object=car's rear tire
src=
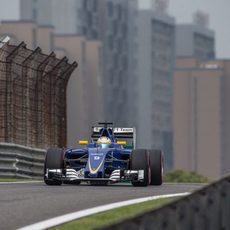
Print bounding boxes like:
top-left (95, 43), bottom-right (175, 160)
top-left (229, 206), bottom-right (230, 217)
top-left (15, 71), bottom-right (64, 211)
top-left (44, 148), bottom-right (64, 186)
top-left (148, 149), bottom-right (163, 185)
top-left (130, 149), bottom-right (150, 187)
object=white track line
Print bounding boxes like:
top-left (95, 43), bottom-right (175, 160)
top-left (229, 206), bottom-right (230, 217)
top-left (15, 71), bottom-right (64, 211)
top-left (18, 192), bottom-right (190, 230)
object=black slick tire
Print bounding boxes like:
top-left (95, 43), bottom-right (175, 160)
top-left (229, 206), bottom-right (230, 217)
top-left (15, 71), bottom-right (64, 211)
top-left (130, 149), bottom-right (149, 187)
top-left (148, 149), bottom-right (163, 185)
top-left (44, 148), bottom-right (64, 186)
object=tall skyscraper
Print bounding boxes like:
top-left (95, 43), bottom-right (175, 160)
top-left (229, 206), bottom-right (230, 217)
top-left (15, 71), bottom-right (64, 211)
top-left (20, 0), bottom-right (138, 126)
top-left (176, 24), bottom-right (215, 59)
top-left (97, 0), bottom-right (138, 125)
top-left (20, 0), bottom-right (82, 34)
top-left (128, 10), bottom-right (175, 170)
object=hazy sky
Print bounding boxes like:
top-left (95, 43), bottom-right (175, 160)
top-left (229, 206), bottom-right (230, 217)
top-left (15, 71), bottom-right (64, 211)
top-left (0, 0), bottom-right (229, 58)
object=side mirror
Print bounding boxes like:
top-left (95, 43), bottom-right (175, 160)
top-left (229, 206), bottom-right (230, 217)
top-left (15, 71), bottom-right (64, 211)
top-left (116, 141), bottom-right (127, 146)
top-left (79, 140), bottom-right (89, 145)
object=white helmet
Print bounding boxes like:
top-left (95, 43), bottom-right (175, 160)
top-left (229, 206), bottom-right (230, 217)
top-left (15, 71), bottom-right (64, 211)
top-left (97, 136), bottom-right (111, 148)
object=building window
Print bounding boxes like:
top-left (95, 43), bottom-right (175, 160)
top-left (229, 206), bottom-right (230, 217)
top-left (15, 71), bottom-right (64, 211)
top-left (32, 8), bottom-right (37, 20)
top-left (87, 12), bottom-right (92, 27)
top-left (108, 35), bottom-right (113, 50)
top-left (118, 4), bottom-right (122, 20)
top-left (117, 38), bottom-right (122, 53)
top-left (91, 30), bottom-right (98, 39)
top-left (82, 0), bottom-right (87, 9)
top-left (82, 26), bottom-right (87, 36)
top-left (113, 20), bottom-right (118, 35)
top-left (122, 23), bottom-right (127, 38)
top-left (114, 54), bottom-right (118, 68)
top-left (108, 69), bottom-right (114, 85)
top-left (107, 2), bottom-right (113, 17)
top-left (123, 56), bottom-right (127, 71)
top-left (93, 14), bottom-right (98, 27)
top-left (194, 33), bottom-right (215, 59)
top-left (93, 0), bottom-right (97, 11)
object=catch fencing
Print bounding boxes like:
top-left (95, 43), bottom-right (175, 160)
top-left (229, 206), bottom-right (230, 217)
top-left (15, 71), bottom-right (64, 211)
top-left (100, 175), bottom-right (230, 230)
top-left (0, 142), bottom-right (45, 179)
top-left (0, 38), bottom-right (77, 149)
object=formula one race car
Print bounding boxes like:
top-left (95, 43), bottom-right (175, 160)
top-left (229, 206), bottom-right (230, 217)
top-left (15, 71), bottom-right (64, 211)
top-left (44, 122), bottom-right (163, 186)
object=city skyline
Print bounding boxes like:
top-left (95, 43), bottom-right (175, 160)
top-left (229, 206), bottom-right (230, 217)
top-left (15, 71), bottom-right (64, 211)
top-left (0, 0), bottom-right (229, 178)
top-left (0, 0), bottom-right (229, 59)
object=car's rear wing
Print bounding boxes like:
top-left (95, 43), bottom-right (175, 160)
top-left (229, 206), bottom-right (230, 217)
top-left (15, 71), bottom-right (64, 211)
top-left (91, 127), bottom-right (136, 149)
top-left (113, 128), bottom-right (136, 139)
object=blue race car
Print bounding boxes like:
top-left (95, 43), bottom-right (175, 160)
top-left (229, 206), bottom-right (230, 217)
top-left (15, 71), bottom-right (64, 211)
top-left (44, 122), bottom-right (163, 186)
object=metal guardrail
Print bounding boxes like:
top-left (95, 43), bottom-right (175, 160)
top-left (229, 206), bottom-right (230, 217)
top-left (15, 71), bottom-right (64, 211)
top-left (0, 143), bottom-right (45, 179)
top-left (100, 175), bottom-right (230, 230)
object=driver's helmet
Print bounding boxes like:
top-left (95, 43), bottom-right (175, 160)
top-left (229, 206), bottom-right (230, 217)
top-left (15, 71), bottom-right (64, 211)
top-left (97, 136), bottom-right (112, 148)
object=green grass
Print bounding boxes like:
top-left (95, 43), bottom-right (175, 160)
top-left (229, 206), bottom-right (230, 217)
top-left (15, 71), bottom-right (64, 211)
top-left (52, 198), bottom-right (172, 230)
top-left (164, 170), bottom-right (209, 183)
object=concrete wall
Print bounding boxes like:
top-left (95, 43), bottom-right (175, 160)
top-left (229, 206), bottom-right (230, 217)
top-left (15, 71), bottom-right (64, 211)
top-left (101, 175), bottom-right (230, 230)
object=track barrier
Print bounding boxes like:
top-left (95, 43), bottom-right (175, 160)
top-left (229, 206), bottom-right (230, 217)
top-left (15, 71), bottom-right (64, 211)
top-left (100, 175), bottom-right (230, 230)
top-left (0, 143), bottom-right (45, 179)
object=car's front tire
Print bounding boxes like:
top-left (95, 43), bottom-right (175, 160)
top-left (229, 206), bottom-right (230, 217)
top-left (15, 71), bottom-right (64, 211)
top-left (130, 149), bottom-right (150, 187)
top-left (44, 148), bottom-right (64, 186)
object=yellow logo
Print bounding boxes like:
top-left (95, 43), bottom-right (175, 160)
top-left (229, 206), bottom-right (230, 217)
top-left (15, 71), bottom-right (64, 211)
top-left (88, 157), bottom-right (105, 174)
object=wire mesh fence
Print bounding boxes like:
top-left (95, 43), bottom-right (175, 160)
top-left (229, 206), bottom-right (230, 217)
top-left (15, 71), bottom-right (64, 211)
top-left (0, 41), bottom-right (77, 148)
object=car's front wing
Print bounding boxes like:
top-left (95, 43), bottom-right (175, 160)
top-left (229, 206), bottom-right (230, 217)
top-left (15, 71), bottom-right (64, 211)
top-left (45, 168), bottom-right (144, 183)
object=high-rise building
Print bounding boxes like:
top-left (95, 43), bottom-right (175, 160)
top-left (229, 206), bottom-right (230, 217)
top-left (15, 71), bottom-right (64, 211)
top-left (20, 0), bottom-right (138, 126)
top-left (21, 0), bottom-right (101, 38)
top-left (20, 0), bottom-right (82, 35)
top-left (176, 24), bottom-right (215, 59)
top-left (174, 57), bottom-right (230, 179)
top-left (128, 10), bottom-right (175, 170)
top-left (97, 0), bottom-right (138, 125)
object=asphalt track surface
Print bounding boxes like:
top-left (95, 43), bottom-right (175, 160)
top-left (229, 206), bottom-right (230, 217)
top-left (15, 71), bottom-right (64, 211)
top-left (0, 182), bottom-right (205, 230)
